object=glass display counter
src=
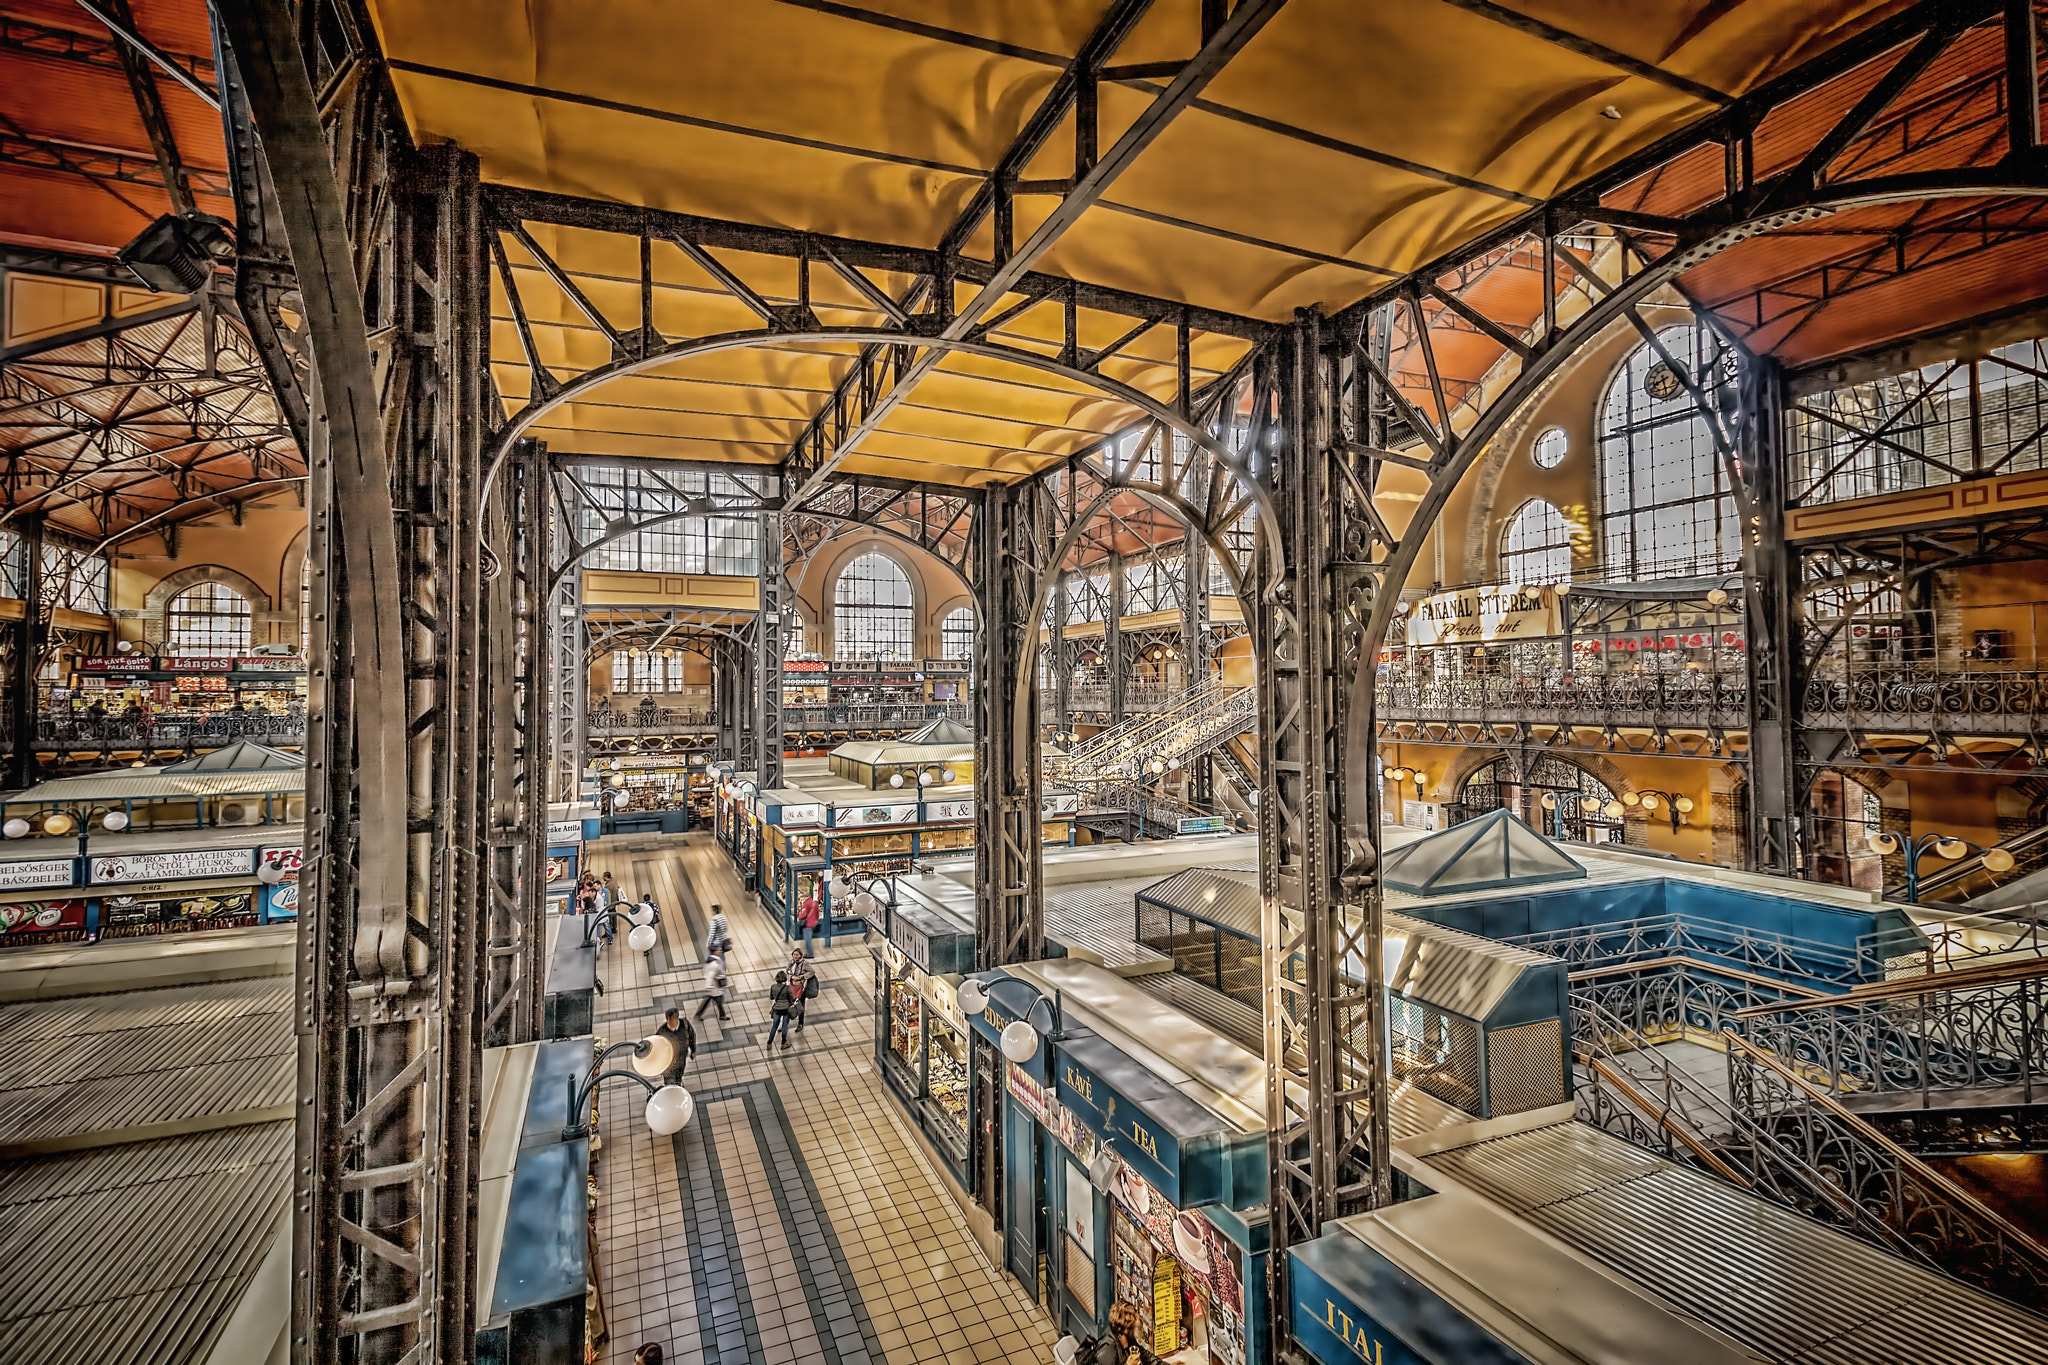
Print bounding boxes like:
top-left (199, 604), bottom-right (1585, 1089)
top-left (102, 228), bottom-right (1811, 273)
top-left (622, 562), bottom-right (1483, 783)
top-left (888, 976), bottom-right (920, 1072)
top-left (873, 957), bottom-right (973, 1183)
top-left (925, 1016), bottom-right (969, 1154)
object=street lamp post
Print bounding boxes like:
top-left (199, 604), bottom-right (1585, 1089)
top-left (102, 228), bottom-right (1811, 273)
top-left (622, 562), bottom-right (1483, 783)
top-left (562, 1036), bottom-right (695, 1141)
top-left (956, 974), bottom-right (1064, 1063)
top-left (1867, 830), bottom-right (2014, 903)
top-left (579, 901), bottom-right (661, 952)
top-left (1621, 788), bottom-right (1696, 834)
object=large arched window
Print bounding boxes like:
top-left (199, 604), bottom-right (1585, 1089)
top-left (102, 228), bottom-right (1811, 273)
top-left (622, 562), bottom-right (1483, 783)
top-left (167, 582), bottom-right (251, 656)
top-left (1498, 499), bottom-right (1572, 585)
top-left (784, 613), bottom-right (806, 660)
top-left (940, 607), bottom-right (974, 661)
top-left (1599, 324), bottom-right (1740, 578)
top-left (834, 553), bottom-right (913, 660)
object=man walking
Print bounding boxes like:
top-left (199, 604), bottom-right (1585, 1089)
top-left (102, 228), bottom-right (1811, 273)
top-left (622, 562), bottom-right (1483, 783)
top-left (694, 949), bottom-right (728, 1021)
top-left (797, 886), bottom-right (822, 958)
top-left (653, 1007), bottom-right (695, 1084)
top-left (707, 904), bottom-right (730, 958)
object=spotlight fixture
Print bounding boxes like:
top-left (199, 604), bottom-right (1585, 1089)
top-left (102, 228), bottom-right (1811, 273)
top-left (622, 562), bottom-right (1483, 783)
top-left (117, 211), bottom-right (234, 293)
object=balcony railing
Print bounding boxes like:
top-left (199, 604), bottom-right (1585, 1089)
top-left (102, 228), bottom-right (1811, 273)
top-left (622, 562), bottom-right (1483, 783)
top-left (1803, 665), bottom-right (2048, 733)
top-left (784, 702), bottom-right (968, 729)
top-left (35, 716), bottom-right (307, 747)
top-left (1377, 671), bottom-right (1748, 727)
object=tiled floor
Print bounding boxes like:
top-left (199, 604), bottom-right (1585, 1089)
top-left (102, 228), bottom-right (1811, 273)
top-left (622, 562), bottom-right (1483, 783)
top-left (584, 834), bottom-right (1060, 1365)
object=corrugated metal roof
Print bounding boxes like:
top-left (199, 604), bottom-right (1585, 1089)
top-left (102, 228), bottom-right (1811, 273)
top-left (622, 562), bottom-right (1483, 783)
top-left (1419, 1120), bottom-right (2048, 1363)
top-left (1139, 866), bottom-right (1262, 938)
top-left (0, 1121), bottom-right (292, 1365)
top-left (0, 978), bottom-right (294, 1152)
top-left (5, 769), bottom-right (305, 804)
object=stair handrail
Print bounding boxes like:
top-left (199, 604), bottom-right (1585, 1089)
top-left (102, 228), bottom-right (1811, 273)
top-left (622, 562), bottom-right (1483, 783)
top-left (1723, 1028), bottom-right (2048, 1301)
top-left (1890, 823), bottom-right (2048, 903)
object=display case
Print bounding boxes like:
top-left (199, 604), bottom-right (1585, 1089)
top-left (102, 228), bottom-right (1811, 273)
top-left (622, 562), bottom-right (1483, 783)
top-left (925, 1017), bottom-right (969, 1154)
top-left (887, 976), bottom-right (920, 1074)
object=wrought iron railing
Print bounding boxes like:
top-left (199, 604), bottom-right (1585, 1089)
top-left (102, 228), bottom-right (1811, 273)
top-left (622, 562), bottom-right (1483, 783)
top-left (1802, 665), bottom-right (2048, 730)
top-left (1047, 683), bottom-right (1255, 788)
top-left (1506, 913), bottom-right (1873, 985)
top-left (1376, 670), bottom-right (1746, 726)
top-left (36, 715), bottom-right (307, 746)
top-left (1726, 1029), bottom-right (2048, 1304)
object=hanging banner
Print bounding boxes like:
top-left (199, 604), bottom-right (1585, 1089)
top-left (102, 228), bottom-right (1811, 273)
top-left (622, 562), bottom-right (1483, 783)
top-left (1405, 584), bottom-right (1560, 646)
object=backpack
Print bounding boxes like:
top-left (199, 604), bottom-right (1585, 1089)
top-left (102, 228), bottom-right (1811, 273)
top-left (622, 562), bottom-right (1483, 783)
top-left (803, 973), bottom-right (821, 1001)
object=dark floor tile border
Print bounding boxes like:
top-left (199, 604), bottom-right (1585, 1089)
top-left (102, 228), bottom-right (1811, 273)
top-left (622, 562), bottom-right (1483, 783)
top-left (667, 1078), bottom-right (883, 1365)
top-left (671, 1094), bottom-right (767, 1365)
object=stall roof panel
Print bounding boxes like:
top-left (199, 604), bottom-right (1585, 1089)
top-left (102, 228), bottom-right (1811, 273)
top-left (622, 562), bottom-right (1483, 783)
top-left (1383, 911), bottom-right (1564, 1025)
top-left (1381, 809), bottom-right (1588, 897)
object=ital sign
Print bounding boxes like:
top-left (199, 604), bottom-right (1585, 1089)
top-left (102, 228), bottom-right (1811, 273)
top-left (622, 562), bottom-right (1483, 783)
top-left (1404, 582), bottom-right (1560, 647)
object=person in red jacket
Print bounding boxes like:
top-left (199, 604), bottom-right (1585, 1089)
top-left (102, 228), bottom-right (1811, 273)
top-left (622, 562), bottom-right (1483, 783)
top-left (798, 885), bottom-right (822, 958)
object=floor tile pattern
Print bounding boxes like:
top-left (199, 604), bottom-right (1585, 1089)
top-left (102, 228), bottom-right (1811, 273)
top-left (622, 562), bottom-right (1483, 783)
top-left (583, 833), bottom-right (1059, 1365)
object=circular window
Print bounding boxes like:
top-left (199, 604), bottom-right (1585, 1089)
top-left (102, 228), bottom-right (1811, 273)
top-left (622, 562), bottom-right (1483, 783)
top-left (1532, 427), bottom-right (1568, 468)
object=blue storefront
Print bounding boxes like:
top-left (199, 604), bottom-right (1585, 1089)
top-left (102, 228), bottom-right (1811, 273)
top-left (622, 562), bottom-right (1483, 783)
top-left (966, 960), bottom-right (1269, 1365)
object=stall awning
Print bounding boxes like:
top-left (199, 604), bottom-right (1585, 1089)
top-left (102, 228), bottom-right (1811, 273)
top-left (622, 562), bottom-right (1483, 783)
top-left (5, 769), bottom-right (306, 804)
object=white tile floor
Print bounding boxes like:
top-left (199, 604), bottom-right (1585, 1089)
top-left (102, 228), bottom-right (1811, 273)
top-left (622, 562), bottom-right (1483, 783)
top-left (584, 833), bottom-right (1060, 1365)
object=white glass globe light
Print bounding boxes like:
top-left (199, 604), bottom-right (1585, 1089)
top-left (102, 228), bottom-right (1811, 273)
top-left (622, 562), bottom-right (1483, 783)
top-left (1640, 793), bottom-right (1661, 811)
top-left (42, 812), bottom-right (74, 836)
top-left (2, 818), bottom-right (29, 839)
top-left (630, 904), bottom-right (656, 927)
top-left (100, 810), bottom-right (128, 832)
top-left (644, 1085), bottom-right (695, 1135)
top-left (851, 891), bottom-right (877, 916)
top-left (890, 773), bottom-right (905, 788)
top-left (1866, 831), bottom-right (1900, 855)
top-left (1000, 1019), bottom-right (1039, 1064)
top-left (918, 770), bottom-right (932, 786)
top-left (957, 978), bottom-right (989, 1014)
top-left (257, 860), bottom-right (285, 885)
top-left (1985, 847), bottom-right (2017, 873)
top-left (627, 924), bottom-right (658, 953)
top-left (942, 769), bottom-right (956, 783)
top-left (631, 1034), bottom-right (676, 1078)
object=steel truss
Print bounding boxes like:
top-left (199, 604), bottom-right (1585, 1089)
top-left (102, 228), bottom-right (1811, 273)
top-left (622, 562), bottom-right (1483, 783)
top-left (232, 0), bottom-right (2048, 1359)
top-left (216, 3), bottom-right (542, 1364)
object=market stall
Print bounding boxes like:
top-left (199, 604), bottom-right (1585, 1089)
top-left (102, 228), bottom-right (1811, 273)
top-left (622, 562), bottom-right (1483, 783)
top-left (861, 878), bottom-right (977, 1184)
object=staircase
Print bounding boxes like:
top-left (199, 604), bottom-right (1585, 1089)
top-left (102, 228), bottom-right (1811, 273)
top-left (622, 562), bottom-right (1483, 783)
top-left (1890, 824), bottom-right (2048, 905)
top-left (1046, 682), bottom-right (1255, 793)
top-left (1572, 996), bottom-right (2048, 1305)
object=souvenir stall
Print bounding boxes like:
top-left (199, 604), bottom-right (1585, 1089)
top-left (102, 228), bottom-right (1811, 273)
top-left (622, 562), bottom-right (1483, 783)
top-left (861, 878), bottom-right (977, 1184)
top-left (544, 807), bottom-right (597, 917)
top-left (965, 960), bottom-right (1268, 1365)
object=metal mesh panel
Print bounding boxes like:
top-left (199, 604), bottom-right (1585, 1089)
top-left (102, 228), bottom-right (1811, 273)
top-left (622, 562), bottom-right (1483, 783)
top-left (1063, 1235), bottom-right (1096, 1316)
top-left (1135, 901), bottom-right (1263, 1014)
top-left (1485, 1018), bottom-right (1567, 1115)
top-left (1388, 998), bottom-right (1482, 1115)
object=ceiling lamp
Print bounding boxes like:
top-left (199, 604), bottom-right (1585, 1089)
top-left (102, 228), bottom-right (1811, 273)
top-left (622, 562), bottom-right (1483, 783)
top-left (117, 211), bottom-right (234, 293)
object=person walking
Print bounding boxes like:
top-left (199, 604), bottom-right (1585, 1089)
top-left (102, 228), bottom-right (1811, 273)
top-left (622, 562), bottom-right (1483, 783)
top-left (635, 1344), bottom-right (664, 1365)
top-left (707, 904), bottom-right (731, 958)
top-left (786, 948), bottom-right (816, 1036)
top-left (653, 1007), bottom-right (695, 1083)
top-left (694, 949), bottom-right (729, 1021)
top-left (766, 970), bottom-right (795, 1051)
top-left (797, 886), bottom-right (822, 958)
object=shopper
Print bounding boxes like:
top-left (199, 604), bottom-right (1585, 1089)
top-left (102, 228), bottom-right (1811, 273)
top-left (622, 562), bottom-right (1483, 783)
top-left (635, 1345), bottom-right (664, 1365)
top-left (1095, 1302), bottom-right (1148, 1365)
top-left (694, 949), bottom-right (729, 1022)
top-left (766, 970), bottom-right (795, 1051)
top-left (787, 948), bottom-right (815, 1035)
top-left (653, 1007), bottom-right (695, 1084)
top-left (707, 904), bottom-right (731, 957)
top-left (797, 886), bottom-right (822, 958)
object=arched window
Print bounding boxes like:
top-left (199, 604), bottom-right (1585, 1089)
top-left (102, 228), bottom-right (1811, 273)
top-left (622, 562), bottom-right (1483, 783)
top-left (1456, 755), bottom-right (1621, 844)
top-left (1498, 499), bottom-right (1572, 585)
top-left (167, 582), bottom-right (251, 656)
top-left (1599, 323), bottom-right (1740, 578)
top-left (940, 607), bottom-right (974, 661)
top-left (784, 613), bottom-right (805, 660)
top-left (834, 553), bottom-right (913, 660)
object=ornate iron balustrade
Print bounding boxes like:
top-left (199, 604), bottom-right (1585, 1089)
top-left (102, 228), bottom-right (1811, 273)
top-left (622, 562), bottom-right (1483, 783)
top-left (1059, 684), bottom-right (1185, 713)
top-left (1508, 913), bottom-right (1874, 986)
top-left (784, 703), bottom-right (968, 729)
top-left (1376, 670), bottom-right (1747, 728)
top-left (1569, 963), bottom-right (1816, 1045)
top-left (1802, 665), bottom-right (2048, 735)
top-left (1746, 973), bottom-right (2047, 1105)
top-left (1726, 1031), bottom-right (2048, 1305)
top-left (1047, 683), bottom-right (1255, 789)
top-left (587, 705), bottom-right (717, 733)
top-left (35, 715), bottom-right (307, 747)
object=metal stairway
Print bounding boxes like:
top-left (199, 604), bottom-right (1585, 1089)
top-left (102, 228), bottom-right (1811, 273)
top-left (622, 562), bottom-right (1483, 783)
top-left (1046, 682), bottom-right (1255, 792)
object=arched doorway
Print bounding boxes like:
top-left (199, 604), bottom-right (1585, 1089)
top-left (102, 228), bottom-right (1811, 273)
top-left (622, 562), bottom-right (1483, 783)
top-left (1453, 755), bottom-right (1622, 844)
top-left (1809, 771), bottom-right (1886, 890)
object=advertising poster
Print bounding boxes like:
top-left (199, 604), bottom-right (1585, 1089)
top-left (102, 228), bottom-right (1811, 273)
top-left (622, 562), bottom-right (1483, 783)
top-left (0, 899), bottom-right (86, 940)
top-left (100, 889), bottom-right (257, 937)
top-left (1064, 1158), bottom-right (1095, 1250)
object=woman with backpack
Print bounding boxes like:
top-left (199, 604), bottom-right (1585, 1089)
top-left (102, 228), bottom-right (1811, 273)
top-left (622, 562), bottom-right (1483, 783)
top-left (766, 970), bottom-right (796, 1052)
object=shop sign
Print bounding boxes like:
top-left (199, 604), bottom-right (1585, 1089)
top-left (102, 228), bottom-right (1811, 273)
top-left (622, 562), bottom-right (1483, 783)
top-left (1177, 816), bottom-right (1229, 834)
top-left (1289, 1254), bottom-right (1430, 1365)
top-left (1573, 629), bottom-right (1744, 654)
top-left (1405, 583), bottom-right (1560, 647)
top-left (925, 799), bottom-right (973, 823)
top-left (835, 802), bottom-right (919, 828)
top-left (1006, 1061), bottom-right (1046, 1120)
top-left (775, 802), bottom-right (823, 827)
top-left (160, 655), bottom-right (234, 672)
top-left (1041, 792), bottom-right (1080, 818)
top-left (546, 856), bottom-right (570, 883)
top-left (0, 858), bottom-right (76, 889)
top-left (967, 983), bottom-right (1051, 1082)
top-left (263, 880), bottom-right (300, 921)
top-left (1057, 1050), bottom-right (1181, 1202)
top-left (0, 898), bottom-right (85, 935)
top-left (785, 659), bottom-right (828, 672)
top-left (76, 656), bottom-right (151, 672)
top-left (234, 656), bottom-right (304, 672)
top-left (545, 820), bottom-right (585, 844)
top-left (90, 847), bottom-right (254, 884)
